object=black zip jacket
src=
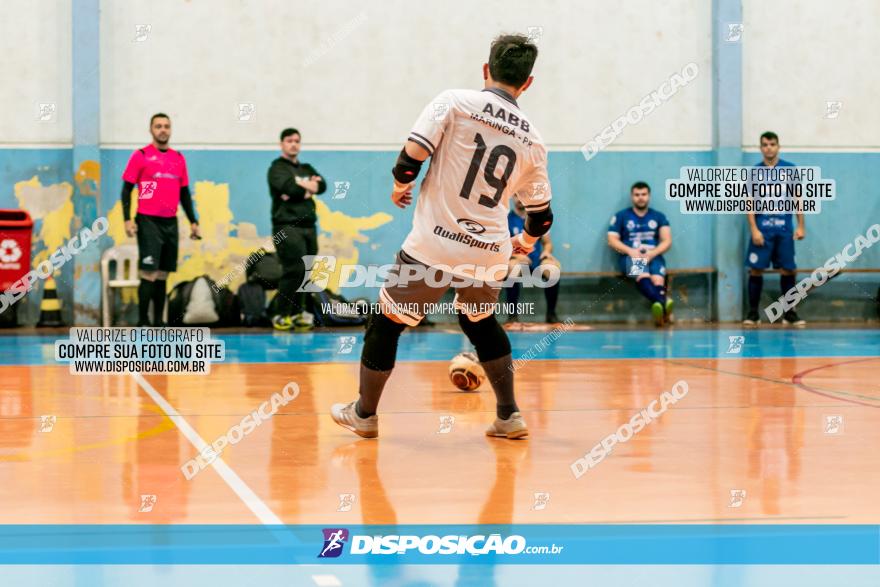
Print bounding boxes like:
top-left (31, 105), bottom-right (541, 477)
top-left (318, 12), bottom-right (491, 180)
top-left (267, 157), bottom-right (327, 227)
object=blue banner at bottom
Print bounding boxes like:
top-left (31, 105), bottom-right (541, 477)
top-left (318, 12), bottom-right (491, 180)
top-left (0, 525), bottom-right (877, 565)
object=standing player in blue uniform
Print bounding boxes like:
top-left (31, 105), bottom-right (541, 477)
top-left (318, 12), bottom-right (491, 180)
top-left (505, 195), bottom-right (561, 325)
top-left (744, 131), bottom-right (806, 325)
top-left (607, 181), bottom-right (673, 326)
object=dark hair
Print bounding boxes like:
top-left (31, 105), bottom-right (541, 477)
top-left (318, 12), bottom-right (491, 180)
top-left (280, 128), bottom-right (300, 141)
top-left (760, 131), bottom-right (779, 143)
top-left (631, 181), bottom-right (651, 193)
top-left (150, 112), bottom-right (170, 125)
top-left (488, 34), bottom-right (538, 87)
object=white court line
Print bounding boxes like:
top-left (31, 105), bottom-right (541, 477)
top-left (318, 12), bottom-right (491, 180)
top-left (131, 372), bottom-right (283, 525)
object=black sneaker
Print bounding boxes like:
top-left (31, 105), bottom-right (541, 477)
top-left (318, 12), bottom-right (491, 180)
top-left (783, 310), bottom-right (806, 326)
top-left (742, 309), bottom-right (760, 325)
top-left (545, 312), bottom-right (561, 324)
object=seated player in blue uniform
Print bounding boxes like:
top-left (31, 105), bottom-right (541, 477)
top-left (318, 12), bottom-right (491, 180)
top-left (607, 181), bottom-right (673, 326)
top-left (505, 195), bottom-right (562, 325)
top-left (744, 131), bottom-right (806, 326)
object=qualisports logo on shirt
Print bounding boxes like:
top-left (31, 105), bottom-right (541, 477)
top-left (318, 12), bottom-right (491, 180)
top-left (318, 528), bottom-right (349, 558)
top-left (456, 218), bottom-right (486, 234)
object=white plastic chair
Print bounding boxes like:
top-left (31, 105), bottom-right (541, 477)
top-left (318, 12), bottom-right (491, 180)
top-left (101, 244), bottom-right (140, 327)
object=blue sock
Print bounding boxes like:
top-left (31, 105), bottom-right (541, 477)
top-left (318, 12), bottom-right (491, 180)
top-left (748, 274), bottom-right (763, 311)
top-left (636, 278), bottom-right (662, 304)
top-left (655, 281), bottom-right (667, 304)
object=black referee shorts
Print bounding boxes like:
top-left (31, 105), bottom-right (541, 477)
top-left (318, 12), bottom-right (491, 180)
top-left (136, 213), bottom-right (179, 272)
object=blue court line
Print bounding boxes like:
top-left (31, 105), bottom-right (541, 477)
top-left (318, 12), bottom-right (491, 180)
top-left (0, 524), bottom-right (877, 565)
top-left (2, 328), bottom-right (878, 367)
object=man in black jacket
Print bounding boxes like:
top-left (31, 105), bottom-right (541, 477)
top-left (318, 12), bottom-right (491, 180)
top-left (267, 127), bottom-right (327, 330)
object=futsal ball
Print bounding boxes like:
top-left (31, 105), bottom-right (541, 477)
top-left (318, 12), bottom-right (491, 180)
top-left (448, 352), bottom-right (486, 392)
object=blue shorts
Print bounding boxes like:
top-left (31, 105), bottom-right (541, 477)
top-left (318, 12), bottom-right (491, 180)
top-left (620, 255), bottom-right (666, 279)
top-left (746, 231), bottom-right (796, 270)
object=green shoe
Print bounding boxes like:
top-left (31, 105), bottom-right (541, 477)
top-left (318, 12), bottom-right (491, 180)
top-left (651, 302), bottom-right (664, 327)
top-left (272, 314), bottom-right (293, 331)
top-left (292, 311), bottom-right (314, 331)
top-left (664, 298), bottom-right (674, 323)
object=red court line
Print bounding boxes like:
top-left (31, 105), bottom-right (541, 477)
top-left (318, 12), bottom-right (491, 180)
top-left (791, 357), bottom-right (880, 408)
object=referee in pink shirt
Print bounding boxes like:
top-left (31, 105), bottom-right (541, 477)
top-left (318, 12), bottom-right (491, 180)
top-left (121, 113), bottom-right (200, 326)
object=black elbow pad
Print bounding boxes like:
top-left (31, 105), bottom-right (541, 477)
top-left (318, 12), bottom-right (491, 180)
top-left (392, 148), bottom-right (424, 184)
top-left (525, 206), bottom-right (553, 237)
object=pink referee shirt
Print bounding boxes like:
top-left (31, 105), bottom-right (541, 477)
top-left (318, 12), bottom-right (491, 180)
top-left (122, 144), bottom-right (190, 218)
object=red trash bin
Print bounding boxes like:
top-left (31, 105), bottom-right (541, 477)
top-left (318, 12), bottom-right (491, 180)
top-left (0, 209), bottom-right (34, 326)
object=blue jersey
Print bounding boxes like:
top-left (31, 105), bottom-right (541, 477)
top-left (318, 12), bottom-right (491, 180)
top-left (608, 208), bottom-right (669, 251)
top-left (753, 158), bottom-right (795, 233)
top-left (508, 212), bottom-right (542, 265)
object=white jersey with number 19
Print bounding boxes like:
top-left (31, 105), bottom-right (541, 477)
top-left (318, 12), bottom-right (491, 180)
top-left (400, 87), bottom-right (552, 278)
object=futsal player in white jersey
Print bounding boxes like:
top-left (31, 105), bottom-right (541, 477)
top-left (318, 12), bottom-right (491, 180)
top-left (331, 34), bottom-right (554, 439)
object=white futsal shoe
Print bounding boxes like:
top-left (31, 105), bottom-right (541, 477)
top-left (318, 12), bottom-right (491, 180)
top-left (331, 401), bottom-right (378, 438)
top-left (486, 412), bottom-right (529, 439)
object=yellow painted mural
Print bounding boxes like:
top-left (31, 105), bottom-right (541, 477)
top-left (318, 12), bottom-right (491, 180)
top-left (14, 176), bottom-right (392, 306)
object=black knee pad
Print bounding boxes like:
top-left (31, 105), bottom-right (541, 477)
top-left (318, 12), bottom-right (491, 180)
top-left (458, 313), bottom-right (511, 362)
top-left (361, 313), bottom-right (407, 371)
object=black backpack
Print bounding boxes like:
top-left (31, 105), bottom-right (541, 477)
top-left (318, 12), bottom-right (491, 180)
top-left (308, 290), bottom-right (367, 326)
top-left (238, 282), bottom-right (268, 326)
top-left (246, 249), bottom-right (283, 290)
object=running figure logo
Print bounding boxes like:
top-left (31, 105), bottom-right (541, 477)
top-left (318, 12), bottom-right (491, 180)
top-left (298, 256), bottom-right (337, 292)
top-left (318, 528), bottom-right (349, 558)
